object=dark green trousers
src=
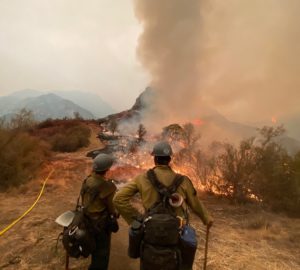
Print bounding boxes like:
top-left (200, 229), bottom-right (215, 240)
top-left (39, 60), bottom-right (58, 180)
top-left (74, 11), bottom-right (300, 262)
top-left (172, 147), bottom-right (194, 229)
top-left (88, 230), bottom-right (111, 270)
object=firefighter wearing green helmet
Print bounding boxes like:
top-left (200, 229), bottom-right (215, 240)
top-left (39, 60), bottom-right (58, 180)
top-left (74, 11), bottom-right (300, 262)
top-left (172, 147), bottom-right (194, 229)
top-left (113, 141), bottom-right (213, 270)
top-left (82, 153), bottom-right (118, 270)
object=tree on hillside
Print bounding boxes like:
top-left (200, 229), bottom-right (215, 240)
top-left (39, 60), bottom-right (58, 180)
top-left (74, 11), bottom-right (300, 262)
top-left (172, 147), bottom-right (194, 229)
top-left (108, 119), bottom-right (118, 135)
top-left (170, 123), bottom-right (205, 187)
top-left (73, 111), bottom-right (83, 120)
top-left (137, 124), bottom-right (147, 143)
top-left (10, 108), bottom-right (36, 131)
top-left (252, 126), bottom-right (297, 212)
top-left (182, 123), bottom-right (201, 150)
top-left (161, 124), bottom-right (185, 142)
top-left (207, 125), bottom-right (300, 215)
top-left (210, 137), bottom-right (257, 202)
top-left (258, 125), bottom-right (285, 147)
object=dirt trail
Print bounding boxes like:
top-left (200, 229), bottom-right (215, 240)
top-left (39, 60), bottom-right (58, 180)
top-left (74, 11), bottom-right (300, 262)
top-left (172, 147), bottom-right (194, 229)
top-left (0, 124), bottom-right (139, 270)
top-left (0, 125), bottom-right (299, 270)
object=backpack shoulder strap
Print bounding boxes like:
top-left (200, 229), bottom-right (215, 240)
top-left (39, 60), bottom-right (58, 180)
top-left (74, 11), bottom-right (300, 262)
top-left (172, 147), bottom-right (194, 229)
top-left (75, 176), bottom-right (90, 210)
top-left (98, 180), bottom-right (117, 199)
top-left (146, 169), bottom-right (184, 199)
top-left (168, 174), bottom-right (184, 194)
top-left (147, 169), bottom-right (168, 198)
top-left (77, 175), bottom-right (105, 211)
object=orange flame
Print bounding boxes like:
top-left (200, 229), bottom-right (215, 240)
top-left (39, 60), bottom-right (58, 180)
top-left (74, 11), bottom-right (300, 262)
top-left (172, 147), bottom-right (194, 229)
top-left (271, 116), bottom-right (277, 124)
top-left (192, 119), bottom-right (204, 126)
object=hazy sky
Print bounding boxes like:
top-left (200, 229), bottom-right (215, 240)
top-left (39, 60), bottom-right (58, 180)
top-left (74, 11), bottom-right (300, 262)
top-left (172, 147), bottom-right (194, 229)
top-left (0, 0), bottom-right (148, 110)
top-left (0, 0), bottom-right (299, 124)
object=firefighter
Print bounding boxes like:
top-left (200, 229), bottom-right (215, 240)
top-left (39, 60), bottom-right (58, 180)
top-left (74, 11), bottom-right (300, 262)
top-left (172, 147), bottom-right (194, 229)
top-left (113, 141), bottom-right (213, 270)
top-left (83, 153), bottom-right (118, 270)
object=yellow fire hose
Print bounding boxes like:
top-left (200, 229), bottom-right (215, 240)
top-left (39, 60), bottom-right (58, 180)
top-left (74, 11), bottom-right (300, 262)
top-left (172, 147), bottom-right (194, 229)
top-left (0, 169), bottom-right (54, 237)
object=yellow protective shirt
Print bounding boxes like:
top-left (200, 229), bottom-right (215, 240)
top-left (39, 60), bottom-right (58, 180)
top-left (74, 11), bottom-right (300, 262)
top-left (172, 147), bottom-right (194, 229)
top-left (82, 173), bottom-right (117, 216)
top-left (113, 165), bottom-right (212, 225)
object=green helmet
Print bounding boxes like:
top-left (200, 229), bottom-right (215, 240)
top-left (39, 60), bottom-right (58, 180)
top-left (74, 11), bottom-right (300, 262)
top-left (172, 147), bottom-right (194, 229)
top-left (151, 141), bottom-right (173, 157)
top-left (93, 153), bottom-right (114, 172)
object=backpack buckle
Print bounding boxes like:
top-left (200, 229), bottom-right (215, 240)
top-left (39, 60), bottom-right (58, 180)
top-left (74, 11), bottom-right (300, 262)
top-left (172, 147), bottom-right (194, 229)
top-left (177, 216), bottom-right (184, 229)
top-left (68, 226), bottom-right (79, 236)
top-left (144, 216), bottom-right (152, 223)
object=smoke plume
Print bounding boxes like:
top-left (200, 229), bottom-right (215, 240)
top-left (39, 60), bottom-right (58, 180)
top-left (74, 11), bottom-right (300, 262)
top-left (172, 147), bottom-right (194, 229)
top-left (134, 0), bottom-right (300, 126)
top-left (134, 0), bottom-right (203, 125)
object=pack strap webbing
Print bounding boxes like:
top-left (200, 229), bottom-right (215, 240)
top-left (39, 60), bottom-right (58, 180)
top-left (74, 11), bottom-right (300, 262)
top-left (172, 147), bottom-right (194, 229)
top-left (76, 176), bottom-right (102, 212)
top-left (147, 169), bottom-right (184, 199)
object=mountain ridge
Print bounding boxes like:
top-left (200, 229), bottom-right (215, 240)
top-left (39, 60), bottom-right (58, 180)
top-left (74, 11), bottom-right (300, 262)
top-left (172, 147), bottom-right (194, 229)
top-left (0, 92), bottom-right (94, 120)
top-left (0, 89), bottom-right (116, 120)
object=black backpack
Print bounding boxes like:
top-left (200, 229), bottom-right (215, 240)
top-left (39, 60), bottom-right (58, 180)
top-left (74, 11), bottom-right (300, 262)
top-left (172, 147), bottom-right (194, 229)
top-left (62, 210), bottom-right (96, 258)
top-left (61, 177), bottom-right (110, 258)
top-left (141, 169), bottom-right (184, 270)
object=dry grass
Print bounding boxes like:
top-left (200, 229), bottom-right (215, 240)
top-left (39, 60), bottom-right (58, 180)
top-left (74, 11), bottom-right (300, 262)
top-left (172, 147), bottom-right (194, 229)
top-left (241, 214), bottom-right (271, 230)
top-left (0, 130), bottom-right (49, 191)
top-left (191, 197), bottom-right (300, 270)
top-left (0, 124), bottom-right (299, 269)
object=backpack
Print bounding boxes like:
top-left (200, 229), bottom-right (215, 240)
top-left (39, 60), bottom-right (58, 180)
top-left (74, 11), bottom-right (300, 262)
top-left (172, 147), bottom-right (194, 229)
top-left (62, 210), bottom-right (96, 258)
top-left (141, 169), bottom-right (184, 270)
top-left (61, 177), bottom-right (112, 258)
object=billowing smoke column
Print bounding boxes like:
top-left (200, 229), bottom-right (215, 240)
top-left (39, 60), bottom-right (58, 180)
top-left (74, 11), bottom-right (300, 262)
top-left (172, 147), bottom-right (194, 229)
top-left (134, 0), bottom-right (300, 127)
top-left (133, 0), bottom-right (203, 125)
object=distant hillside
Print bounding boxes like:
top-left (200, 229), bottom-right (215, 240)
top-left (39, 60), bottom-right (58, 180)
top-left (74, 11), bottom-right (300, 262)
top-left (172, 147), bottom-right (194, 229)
top-left (9, 89), bottom-right (42, 99)
top-left (0, 93), bottom-right (94, 120)
top-left (99, 87), bottom-right (256, 139)
top-left (99, 87), bottom-right (300, 154)
top-left (0, 89), bottom-right (43, 116)
top-left (1, 89), bottom-right (115, 119)
top-left (98, 86), bottom-right (154, 124)
top-left (53, 90), bottom-right (115, 118)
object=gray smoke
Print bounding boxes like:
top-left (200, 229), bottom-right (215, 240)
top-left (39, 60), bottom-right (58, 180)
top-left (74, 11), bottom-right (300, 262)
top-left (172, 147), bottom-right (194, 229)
top-left (134, 0), bottom-right (203, 125)
top-left (134, 0), bottom-right (300, 125)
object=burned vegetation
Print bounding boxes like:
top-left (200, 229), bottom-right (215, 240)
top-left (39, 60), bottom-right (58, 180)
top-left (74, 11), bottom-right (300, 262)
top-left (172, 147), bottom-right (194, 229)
top-left (90, 108), bottom-right (300, 218)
